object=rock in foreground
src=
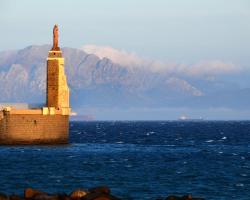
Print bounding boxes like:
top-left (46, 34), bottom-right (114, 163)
top-left (0, 187), bottom-right (205, 200)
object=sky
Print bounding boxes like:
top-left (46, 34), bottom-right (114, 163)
top-left (1, 0), bottom-right (250, 120)
top-left (1, 0), bottom-right (250, 65)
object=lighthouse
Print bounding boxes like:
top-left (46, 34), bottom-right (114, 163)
top-left (0, 25), bottom-right (70, 144)
top-left (47, 25), bottom-right (70, 113)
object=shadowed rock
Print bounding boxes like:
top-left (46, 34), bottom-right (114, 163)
top-left (9, 194), bottom-right (23, 200)
top-left (166, 196), bottom-right (181, 200)
top-left (82, 193), bottom-right (120, 200)
top-left (88, 186), bottom-right (110, 195)
top-left (24, 188), bottom-right (47, 199)
top-left (165, 194), bottom-right (205, 200)
top-left (0, 193), bottom-right (9, 200)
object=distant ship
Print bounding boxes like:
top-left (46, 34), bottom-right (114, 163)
top-left (178, 115), bottom-right (204, 122)
top-left (70, 114), bottom-right (95, 121)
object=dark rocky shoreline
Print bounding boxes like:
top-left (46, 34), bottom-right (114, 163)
top-left (0, 187), bottom-right (204, 200)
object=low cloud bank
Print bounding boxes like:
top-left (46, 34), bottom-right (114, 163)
top-left (81, 44), bottom-right (239, 77)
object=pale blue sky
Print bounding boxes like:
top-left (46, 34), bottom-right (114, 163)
top-left (1, 0), bottom-right (250, 65)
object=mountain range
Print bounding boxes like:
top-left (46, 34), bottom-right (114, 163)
top-left (0, 45), bottom-right (249, 119)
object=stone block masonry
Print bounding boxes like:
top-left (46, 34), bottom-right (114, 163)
top-left (0, 110), bottom-right (69, 144)
top-left (47, 51), bottom-right (69, 109)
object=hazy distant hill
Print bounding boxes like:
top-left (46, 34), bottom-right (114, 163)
top-left (0, 45), bottom-right (250, 114)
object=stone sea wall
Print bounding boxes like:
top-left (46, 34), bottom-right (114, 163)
top-left (0, 111), bottom-right (69, 144)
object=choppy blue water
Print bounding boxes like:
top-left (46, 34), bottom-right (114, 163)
top-left (0, 121), bottom-right (249, 200)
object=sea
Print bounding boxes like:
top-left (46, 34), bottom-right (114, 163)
top-left (0, 121), bottom-right (249, 200)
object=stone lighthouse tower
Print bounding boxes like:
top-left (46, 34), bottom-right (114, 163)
top-left (47, 25), bottom-right (70, 114)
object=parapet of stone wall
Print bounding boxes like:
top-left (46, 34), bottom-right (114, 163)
top-left (1, 107), bottom-right (71, 116)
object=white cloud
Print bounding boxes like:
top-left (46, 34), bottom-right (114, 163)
top-left (81, 44), bottom-right (239, 77)
top-left (82, 45), bottom-right (145, 67)
top-left (176, 60), bottom-right (239, 77)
